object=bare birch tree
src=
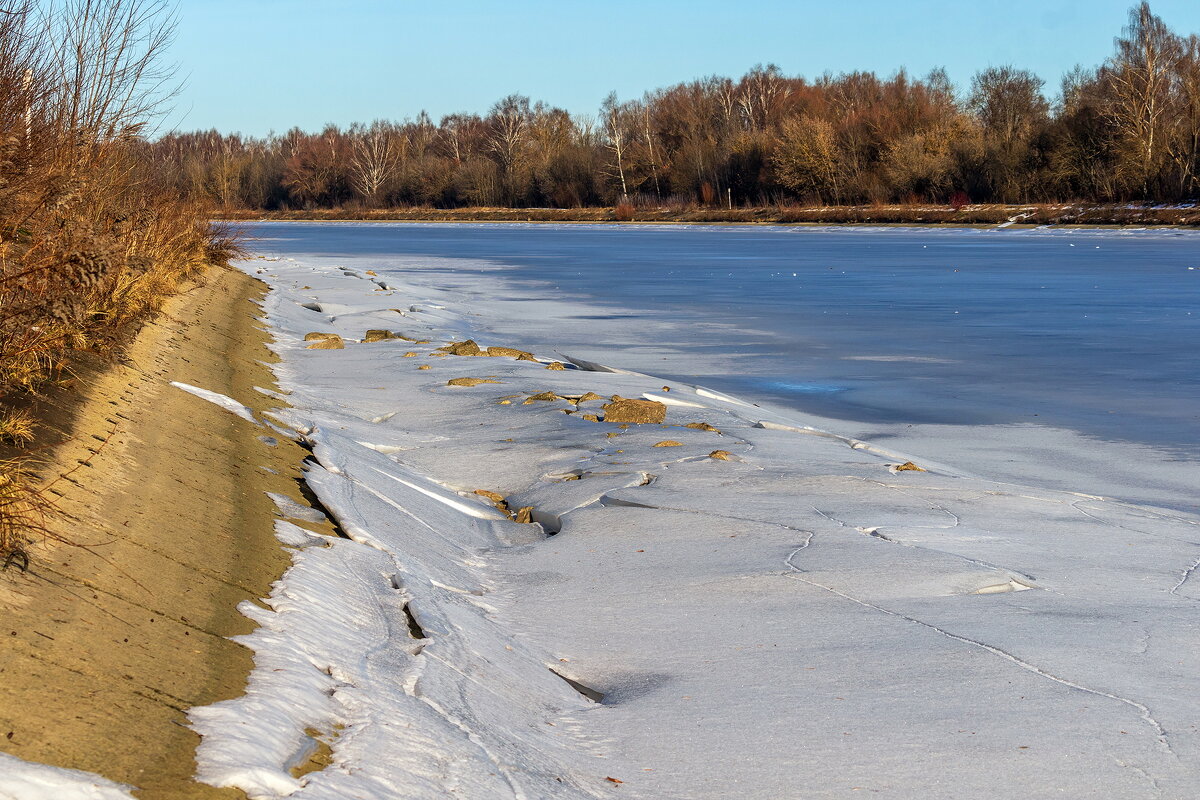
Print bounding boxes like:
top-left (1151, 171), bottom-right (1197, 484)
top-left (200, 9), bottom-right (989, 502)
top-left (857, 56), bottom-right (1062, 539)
top-left (486, 94), bottom-right (530, 203)
top-left (601, 92), bottom-right (630, 199)
top-left (349, 120), bottom-right (399, 205)
top-left (1103, 2), bottom-right (1182, 193)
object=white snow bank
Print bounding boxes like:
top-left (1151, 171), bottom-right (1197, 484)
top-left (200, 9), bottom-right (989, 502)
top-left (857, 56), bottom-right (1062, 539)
top-left (0, 753), bottom-right (134, 800)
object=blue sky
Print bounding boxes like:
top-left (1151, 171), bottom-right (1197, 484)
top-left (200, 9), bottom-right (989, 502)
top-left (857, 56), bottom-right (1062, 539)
top-left (167, 0), bottom-right (1200, 137)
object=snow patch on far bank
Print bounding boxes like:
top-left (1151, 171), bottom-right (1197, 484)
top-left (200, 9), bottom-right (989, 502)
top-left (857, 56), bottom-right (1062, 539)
top-left (170, 382), bottom-right (258, 423)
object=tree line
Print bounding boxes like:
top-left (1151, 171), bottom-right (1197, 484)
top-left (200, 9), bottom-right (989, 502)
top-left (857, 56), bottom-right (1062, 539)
top-left (155, 4), bottom-right (1200, 211)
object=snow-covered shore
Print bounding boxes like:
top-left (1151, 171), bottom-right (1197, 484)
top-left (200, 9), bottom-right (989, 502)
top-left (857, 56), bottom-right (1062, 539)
top-left (183, 255), bottom-right (1200, 799)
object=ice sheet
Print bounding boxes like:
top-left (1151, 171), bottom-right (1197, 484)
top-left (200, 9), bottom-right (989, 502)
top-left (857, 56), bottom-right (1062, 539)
top-left (238, 221), bottom-right (1200, 512)
top-left (188, 245), bottom-right (1200, 798)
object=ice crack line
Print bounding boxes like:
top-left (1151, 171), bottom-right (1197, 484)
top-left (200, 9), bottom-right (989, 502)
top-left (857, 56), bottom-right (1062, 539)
top-left (1071, 500), bottom-right (1200, 547)
top-left (782, 549), bottom-right (1174, 755)
top-left (1169, 555), bottom-right (1200, 598)
top-left (810, 505), bottom-right (1041, 585)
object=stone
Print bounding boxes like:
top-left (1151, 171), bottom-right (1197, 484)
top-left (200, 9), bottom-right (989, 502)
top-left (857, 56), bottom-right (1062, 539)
top-left (545, 361), bottom-right (566, 370)
top-left (895, 461), bottom-right (926, 472)
top-left (523, 391), bottom-right (560, 404)
top-left (685, 422), bottom-right (721, 432)
top-left (653, 440), bottom-right (684, 447)
top-left (447, 377), bottom-right (501, 387)
top-left (304, 333), bottom-right (344, 350)
top-left (602, 398), bottom-right (666, 424)
top-left (440, 340), bottom-right (483, 356)
top-left (709, 450), bottom-right (734, 461)
top-left (486, 346), bottom-right (536, 360)
top-left (363, 329), bottom-right (396, 343)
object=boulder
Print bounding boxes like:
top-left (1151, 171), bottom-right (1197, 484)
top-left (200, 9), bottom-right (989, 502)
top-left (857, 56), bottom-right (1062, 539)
top-left (486, 346), bottom-right (536, 360)
top-left (304, 333), bottom-right (344, 350)
top-left (602, 398), bottom-right (666, 424)
top-left (440, 339), bottom-right (483, 356)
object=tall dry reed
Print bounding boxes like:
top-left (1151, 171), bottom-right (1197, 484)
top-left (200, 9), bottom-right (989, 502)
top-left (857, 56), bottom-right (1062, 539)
top-left (0, 1), bottom-right (237, 564)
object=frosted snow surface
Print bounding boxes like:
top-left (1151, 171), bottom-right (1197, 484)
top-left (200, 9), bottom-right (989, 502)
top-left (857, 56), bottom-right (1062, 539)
top-left (0, 753), bottom-right (134, 799)
top-left (188, 252), bottom-right (1200, 799)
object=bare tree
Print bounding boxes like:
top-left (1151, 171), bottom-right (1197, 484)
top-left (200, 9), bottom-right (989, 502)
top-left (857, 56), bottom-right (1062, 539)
top-left (969, 66), bottom-right (1049, 199)
top-left (771, 115), bottom-right (842, 203)
top-left (349, 120), bottom-right (399, 205)
top-left (486, 94), bottom-right (530, 202)
top-left (45, 0), bottom-right (178, 145)
top-left (640, 102), bottom-right (663, 199)
top-left (738, 63), bottom-right (785, 130)
top-left (1156, 33), bottom-right (1200, 196)
top-left (1103, 1), bottom-right (1182, 193)
top-left (600, 92), bottom-right (630, 199)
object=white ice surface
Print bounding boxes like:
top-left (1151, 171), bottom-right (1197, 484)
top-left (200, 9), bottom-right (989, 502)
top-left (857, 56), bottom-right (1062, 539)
top-left (188, 252), bottom-right (1200, 799)
top-left (0, 753), bottom-right (134, 800)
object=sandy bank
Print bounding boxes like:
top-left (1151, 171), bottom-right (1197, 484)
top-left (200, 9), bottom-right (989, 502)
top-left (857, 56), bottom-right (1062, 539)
top-left (0, 267), bottom-right (324, 797)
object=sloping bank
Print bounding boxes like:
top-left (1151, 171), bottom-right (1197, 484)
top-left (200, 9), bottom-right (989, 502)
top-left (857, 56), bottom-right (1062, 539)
top-left (0, 267), bottom-right (333, 798)
top-left (176, 257), bottom-right (1197, 798)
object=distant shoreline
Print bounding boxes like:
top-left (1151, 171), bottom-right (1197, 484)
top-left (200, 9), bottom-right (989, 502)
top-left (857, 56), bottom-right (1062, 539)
top-left (213, 203), bottom-right (1200, 228)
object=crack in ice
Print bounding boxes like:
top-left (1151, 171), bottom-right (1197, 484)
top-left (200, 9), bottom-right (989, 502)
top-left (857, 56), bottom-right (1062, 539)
top-left (782, 546), bottom-right (1174, 757)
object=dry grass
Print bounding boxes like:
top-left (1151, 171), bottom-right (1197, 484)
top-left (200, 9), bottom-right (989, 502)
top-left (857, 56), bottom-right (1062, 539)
top-left (0, 409), bottom-right (35, 445)
top-left (0, 458), bottom-right (53, 571)
top-left (0, 1), bottom-right (237, 565)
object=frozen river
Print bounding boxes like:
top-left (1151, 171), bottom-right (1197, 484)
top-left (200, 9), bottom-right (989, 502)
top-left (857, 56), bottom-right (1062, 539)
top-left (242, 221), bottom-right (1200, 511)
top-left (165, 226), bottom-right (1200, 799)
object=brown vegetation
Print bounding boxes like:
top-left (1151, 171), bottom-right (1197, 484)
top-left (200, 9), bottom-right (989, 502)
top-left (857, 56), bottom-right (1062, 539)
top-left (214, 202), bottom-right (1200, 226)
top-left (0, 1), bottom-right (233, 563)
top-left (163, 4), bottom-right (1200, 215)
